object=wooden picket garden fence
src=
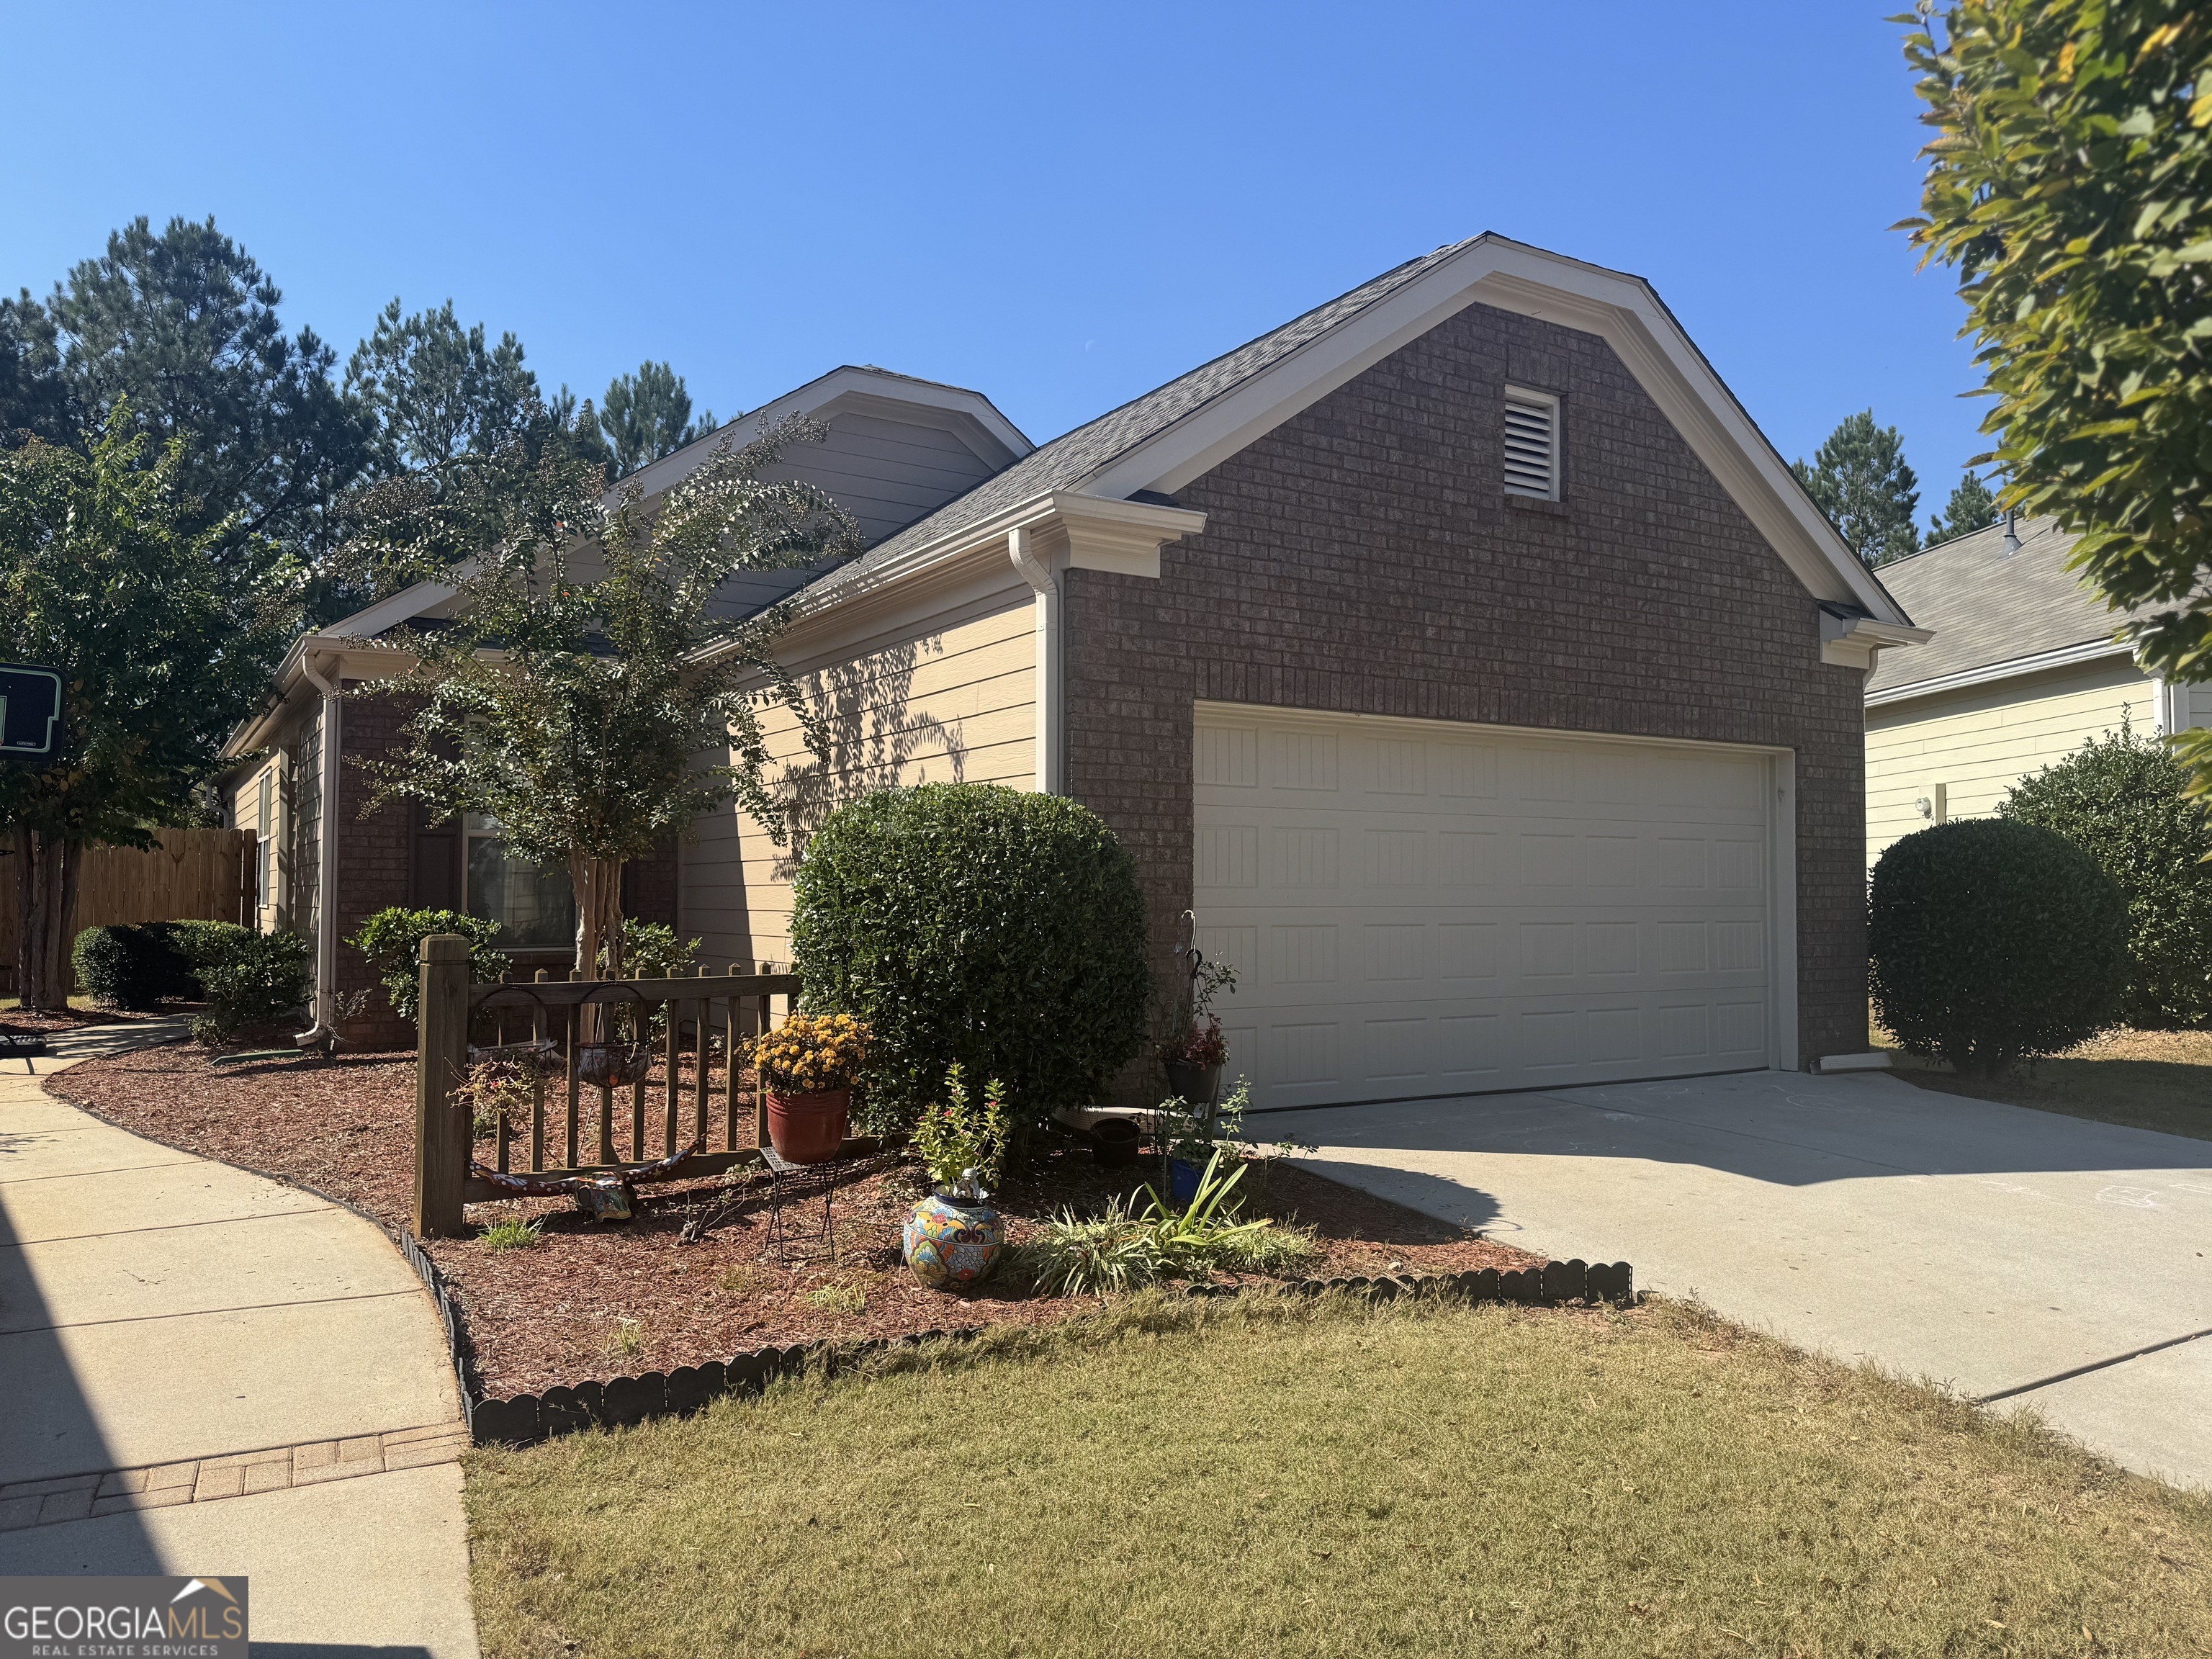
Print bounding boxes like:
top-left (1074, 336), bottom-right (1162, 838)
top-left (409, 934), bottom-right (801, 1238)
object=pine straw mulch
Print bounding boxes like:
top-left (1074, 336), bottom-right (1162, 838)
top-left (46, 1042), bottom-right (1542, 1397)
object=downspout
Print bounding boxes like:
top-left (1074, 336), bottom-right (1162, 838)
top-left (295, 654), bottom-right (342, 1050)
top-left (1009, 524), bottom-right (1064, 794)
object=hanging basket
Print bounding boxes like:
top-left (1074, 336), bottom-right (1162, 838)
top-left (577, 1042), bottom-right (653, 1089)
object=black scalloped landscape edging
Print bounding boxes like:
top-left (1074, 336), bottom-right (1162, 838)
top-left (456, 1258), bottom-right (1636, 1449)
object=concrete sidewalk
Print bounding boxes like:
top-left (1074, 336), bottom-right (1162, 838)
top-left (1268, 1067), bottom-right (2212, 1491)
top-left (0, 1024), bottom-right (479, 1658)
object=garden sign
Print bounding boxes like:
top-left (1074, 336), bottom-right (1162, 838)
top-left (0, 662), bottom-right (62, 760)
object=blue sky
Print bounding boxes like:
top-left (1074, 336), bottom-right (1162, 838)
top-left (4, 2), bottom-right (1984, 516)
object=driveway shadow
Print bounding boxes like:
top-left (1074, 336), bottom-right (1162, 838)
top-left (1257, 1069), bottom-right (2212, 1190)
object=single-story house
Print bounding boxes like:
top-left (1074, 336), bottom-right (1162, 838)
top-left (227, 234), bottom-right (1927, 1102)
top-left (1864, 514), bottom-right (2208, 867)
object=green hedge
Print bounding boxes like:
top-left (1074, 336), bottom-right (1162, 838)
top-left (2001, 724), bottom-right (2212, 1028)
top-left (72, 921), bottom-right (253, 1010)
top-left (193, 932), bottom-right (312, 1044)
top-left (791, 783), bottom-right (1149, 1135)
top-left (346, 908), bottom-right (511, 1022)
top-left (1869, 818), bottom-right (2129, 1075)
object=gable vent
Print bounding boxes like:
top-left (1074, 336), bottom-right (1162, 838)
top-left (1503, 387), bottom-right (1560, 500)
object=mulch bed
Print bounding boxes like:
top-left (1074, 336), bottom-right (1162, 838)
top-left (1, 1005), bottom-right (171, 1033)
top-left (48, 1043), bottom-right (1542, 1397)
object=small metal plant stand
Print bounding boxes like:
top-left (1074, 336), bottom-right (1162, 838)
top-left (760, 1145), bottom-right (847, 1264)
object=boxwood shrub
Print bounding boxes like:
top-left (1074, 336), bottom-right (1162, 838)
top-left (72, 921), bottom-right (253, 1009)
top-left (1869, 817), bottom-right (2128, 1075)
top-left (2001, 724), bottom-right (2212, 1028)
top-left (791, 783), bottom-right (1149, 1135)
top-left (347, 907), bottom-right (511, 1022)
top-left (193, 931), bottom-right (312, 1044)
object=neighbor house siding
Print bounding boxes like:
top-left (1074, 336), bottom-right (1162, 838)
top-left (1864, 655), bottom-right (2154, 867)
top-left (683, 580), bottom-right (1037, 967)
top-left (1059, 299), bottom-right (1870, 1076)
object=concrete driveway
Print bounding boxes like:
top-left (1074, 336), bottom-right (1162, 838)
top-left (0, 1025), bottom-right (479, 1657)
top-left (1264, 1068), bottom-right (2212, 1491)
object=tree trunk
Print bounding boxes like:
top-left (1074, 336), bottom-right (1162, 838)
top-left (569, 852), bottom-right (626, 1043)
top-left (14, 829), bottom-right (78, 1011)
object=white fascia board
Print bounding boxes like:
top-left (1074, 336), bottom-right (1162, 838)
top-left (685, 490), bottom-right (1205, 670)
top-left (1864, 635), bottom-right (2136, 708)
top-left (324, 577), bottom-right (461, 639)
top-left (1079, 235), bottom-right (1914, 628)
top-left (621, 365), bottom-right (1035, 504)
top-left (1819, 613), bottom-right (1935, 671)
top-left (220, 634), bottom-right (421, 758)
top-left (790, 491), bottom-right (1204, 616)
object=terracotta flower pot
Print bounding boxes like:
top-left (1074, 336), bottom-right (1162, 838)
top-left (765, 1089), bottom-right (850, 1164)
top-left (903, 1191), bottom-right (1004, 1289)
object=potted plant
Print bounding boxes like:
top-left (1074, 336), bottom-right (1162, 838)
top-left (750, 1013), bottom-right (868, 1164)
top-left (902, 1065), bottom-right (1009, 1289)
top-left (1163, 957), bottom-right (1236, 1114)
top-left (1163, 1076), bottom-right (1251, 1204)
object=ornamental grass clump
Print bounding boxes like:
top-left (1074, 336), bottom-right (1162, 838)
top-left (750, 1013), bottom-right (868, 1094)
top-left (1869, 817), bottom-right (2128, 1076)
top-left (1025, 1150), bottom-right (1306, 1297)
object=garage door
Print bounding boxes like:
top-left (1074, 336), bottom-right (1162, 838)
top-left (1192, 705), bottom-right (1784, 1110)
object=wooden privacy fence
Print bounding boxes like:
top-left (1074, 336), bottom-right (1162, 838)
top-left (0, 827), bottom-right (256, 994)
top-left (410, 933), bottom-right (803, 1237)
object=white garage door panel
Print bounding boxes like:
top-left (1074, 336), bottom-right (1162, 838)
top-left (1194, 707), bottom-right (1779, 1109)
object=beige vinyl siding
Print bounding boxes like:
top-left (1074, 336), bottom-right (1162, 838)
top-left (1865, 654), bottom-right (2155, 866)
top-left (683, 590), bottom-right (1036, 966)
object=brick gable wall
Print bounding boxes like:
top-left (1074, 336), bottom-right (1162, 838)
top-left (1061, 301), bottom-right (1869, 1074)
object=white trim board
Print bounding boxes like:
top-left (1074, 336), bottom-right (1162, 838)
top-left (1083, 236), bottom-right (1913, 628)
top-left (1865, 636), bottom-right (2135, 709)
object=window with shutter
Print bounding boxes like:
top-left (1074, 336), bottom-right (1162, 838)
top-left (1503, 387), bottom-right (1560, 500)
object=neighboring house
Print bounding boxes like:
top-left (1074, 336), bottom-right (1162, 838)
top-left (1864, 514), bottom-right (2209, 868)
top-left (228, 234), bottom-right (1930, 1102)
top-left (217, 367), bottom-right (1033, 1047)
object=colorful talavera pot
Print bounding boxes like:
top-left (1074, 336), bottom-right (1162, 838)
top-left (903, 1191), bottom-right (1004, 1290)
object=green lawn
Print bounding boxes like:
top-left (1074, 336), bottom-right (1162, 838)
top-left (464, 1293), bottom-right (2212, 1658)
top-left (1881, 1026), bottom-right (2212, 1141)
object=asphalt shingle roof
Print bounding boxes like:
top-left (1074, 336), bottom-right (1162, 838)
top-left (799, 241), bottom-right (1476, 600)
top-left (1865, 515), bottom-right (2153, 695)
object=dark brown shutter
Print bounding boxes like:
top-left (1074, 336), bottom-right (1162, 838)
top-left (410, 804), bottom-right (462, 912)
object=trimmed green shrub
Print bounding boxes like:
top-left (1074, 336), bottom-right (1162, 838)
top-left (1869, 818), bottom-right (2129, 1075)
top-left (598, 920), bottom-right (700, 981)
top-left (347, 908), bottom-right (511, 1022)
top-left (73, 925), bottom-right (186, 1009)
top-left (73, 920), bottom-right (261, 1010)
top-left (192, 932), bottom-right (312, 1045)
top-left (2001, 724), bottom-right (2212, 1028)
top-left (791, 783), bottom-right (1149, 1136)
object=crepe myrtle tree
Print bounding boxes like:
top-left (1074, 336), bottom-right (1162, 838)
top-left (1901, 3), bottom-right (2212, 786)
top-left (0, 408), bottom-right (289, 1007)
top-left (351, 403), bottom-right (860, 994)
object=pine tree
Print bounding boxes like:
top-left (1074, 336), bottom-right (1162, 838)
top-left (1928, 471), bottom-right (2001, 546)
top-left (600, 361), bottom-right (717, 477)
top-left (1791, 410), bottom-right (1922, 567)
top-left (42, 217), bottom-right (367, 574)
top-left (345, 299), bottom-right (541, 474)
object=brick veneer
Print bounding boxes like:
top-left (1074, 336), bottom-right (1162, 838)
top-left (1061, 302), bottom-right (1869, 1074)
top-left (336, 684), bottom-right (417, 1049)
